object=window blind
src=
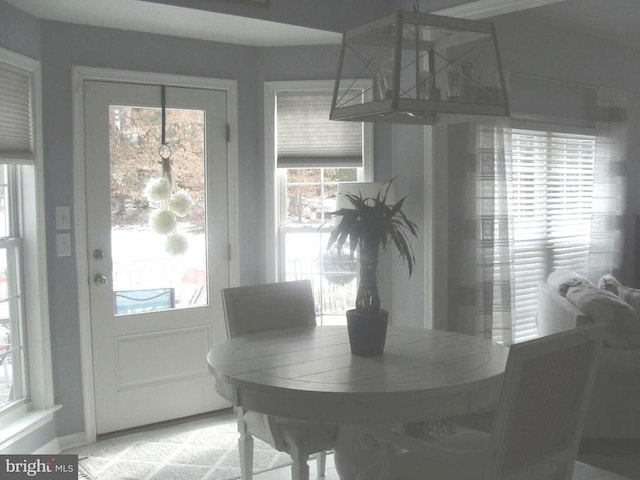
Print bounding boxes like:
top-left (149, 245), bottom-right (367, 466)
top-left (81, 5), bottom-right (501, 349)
top-left (276, 93), bottom-right (362, 168)
top-left (511, 129), bottom-right (595, 341)
top-left (0, 62), bottom-right (34, 163)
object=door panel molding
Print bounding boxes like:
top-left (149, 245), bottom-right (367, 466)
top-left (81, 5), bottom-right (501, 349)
top-left (115, 325), bottom-right (211, 390)
top-left (72, 66), bottom-right (239, 442)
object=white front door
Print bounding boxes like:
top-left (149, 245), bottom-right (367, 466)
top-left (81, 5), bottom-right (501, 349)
top-left (84, 79), bottom-right (230, 434)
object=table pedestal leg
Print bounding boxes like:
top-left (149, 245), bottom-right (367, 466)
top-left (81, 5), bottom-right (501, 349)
top-left (236, 408), bottom-right (254, 480)
top-left (334, 425), bottom-right (383, 480)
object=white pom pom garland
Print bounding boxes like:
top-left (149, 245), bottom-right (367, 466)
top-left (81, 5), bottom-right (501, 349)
top-left (149, 209), bottom-right (177, 235)
top-left (169, 190), bottom-right (193, 217)
top-left (165, 232), bottom-right (189, 256)
top-left (144, 177), bottom-right (172, 202)
top-left (144, 175), bottom-right (192, 254)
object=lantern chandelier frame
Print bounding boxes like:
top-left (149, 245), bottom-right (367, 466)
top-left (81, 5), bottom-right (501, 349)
top-left (330, 3), bottom-right (510, 125)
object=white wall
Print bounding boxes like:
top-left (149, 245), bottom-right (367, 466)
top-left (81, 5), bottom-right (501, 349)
top-left (0, 0), bottom-right (40, 58)
top-left (389, 125), bottom-right (428, 328)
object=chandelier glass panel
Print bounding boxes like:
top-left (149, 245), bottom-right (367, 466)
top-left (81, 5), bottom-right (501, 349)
top-left (331, 12), bottom-right (510, 125)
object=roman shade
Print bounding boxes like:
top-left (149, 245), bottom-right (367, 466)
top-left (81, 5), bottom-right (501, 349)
top-left (0, 61), bottom-right (34, 163)
top-left (276, 92), bottom-right (362, 168)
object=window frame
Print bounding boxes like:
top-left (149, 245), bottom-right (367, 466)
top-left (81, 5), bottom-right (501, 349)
top-left (0, 46), bottom-right (56, 445)
top-left (264, 80), bottom-right (373, 283)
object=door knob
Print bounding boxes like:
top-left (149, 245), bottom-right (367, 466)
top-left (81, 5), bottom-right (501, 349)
top-left (94, 274), bottom-right (108, 286)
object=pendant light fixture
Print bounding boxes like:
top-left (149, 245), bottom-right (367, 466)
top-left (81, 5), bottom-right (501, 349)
top-left (330, 2), bottom-right (510, 125)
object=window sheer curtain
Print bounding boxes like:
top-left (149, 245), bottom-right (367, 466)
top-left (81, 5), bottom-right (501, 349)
top-left (457, 87), bottom-right (629, 344)
top-left (458, 119), bottom-right (516, 345)
top-left (587, 88), bottom-right (629, 282)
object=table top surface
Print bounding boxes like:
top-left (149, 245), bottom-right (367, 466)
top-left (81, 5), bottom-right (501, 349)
top-left (207, 326), bottom-right (508, 423)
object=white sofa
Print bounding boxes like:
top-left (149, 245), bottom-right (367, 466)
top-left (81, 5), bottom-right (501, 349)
top-left (537, 274), bottom-right (640, 439)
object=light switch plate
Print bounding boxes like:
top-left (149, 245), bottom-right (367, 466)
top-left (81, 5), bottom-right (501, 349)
top-left (56, 206), bottom-right (71, 230)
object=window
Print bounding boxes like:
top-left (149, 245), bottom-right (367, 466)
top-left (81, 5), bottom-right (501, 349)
top-left (280, 167), bottom-right (362, 324)
top-left (0, 165), bottom-right (28, 412)
top-left (0, 47), bottom-right (53, 432)
top-left (266, 81), bottom-right (373, 325)
top-left (511, 128), bottom-right (596, 340)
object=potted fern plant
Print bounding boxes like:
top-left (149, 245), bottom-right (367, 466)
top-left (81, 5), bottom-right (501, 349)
top-left (327, 180), bottom-right (417, 356)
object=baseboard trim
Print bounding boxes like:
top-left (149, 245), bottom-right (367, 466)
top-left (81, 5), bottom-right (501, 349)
top-left (58, 431), bottom-right (89, 451)
top-left (33, 437), bottom-right (61, 454)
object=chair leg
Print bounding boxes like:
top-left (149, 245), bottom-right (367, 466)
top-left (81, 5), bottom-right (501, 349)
top-left (317, 450), bottom-right (327, 477)
top-left (289, 447), bottom-right (310, 480)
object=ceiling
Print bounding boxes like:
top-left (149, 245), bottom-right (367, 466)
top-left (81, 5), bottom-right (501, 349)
top-left (4, 0), bottom-right (342, 47)
top-left (513, 0), bottom-right (640, 50)
top-left (5, 0), bottom-right (640, 50)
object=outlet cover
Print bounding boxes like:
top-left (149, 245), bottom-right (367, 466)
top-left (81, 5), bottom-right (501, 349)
top-left (56, 233), bottom-right (72, 257)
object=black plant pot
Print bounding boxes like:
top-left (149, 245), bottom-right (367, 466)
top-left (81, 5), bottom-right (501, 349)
top-left (346, 309), bottom-right (389, 356)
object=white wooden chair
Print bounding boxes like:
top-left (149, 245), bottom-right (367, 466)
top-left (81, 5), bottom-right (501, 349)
top-left (221, 280), bottom-right (337, 480)
top-left (353, 324), bottom-right (605, 480)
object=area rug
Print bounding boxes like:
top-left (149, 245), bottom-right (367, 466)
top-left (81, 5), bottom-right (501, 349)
top-left (67, 413), bottom-right (639, 480)
top-left (67, 416), bottom-right (292, 480)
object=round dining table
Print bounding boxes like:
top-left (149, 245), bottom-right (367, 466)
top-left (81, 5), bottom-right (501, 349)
top-left (207, 325), bottom-right (509, 425)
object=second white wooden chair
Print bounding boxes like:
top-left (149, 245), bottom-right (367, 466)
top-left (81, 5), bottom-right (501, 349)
top-left (221, 279), bottom-right (337, 480)
top-left (353, 323), bottom-right (605, 480)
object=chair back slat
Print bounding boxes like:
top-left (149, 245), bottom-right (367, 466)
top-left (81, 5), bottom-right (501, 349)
top-left (222, 280), bottom-right (316, 338)
top-left (489, 324), bottom-right (604, 480)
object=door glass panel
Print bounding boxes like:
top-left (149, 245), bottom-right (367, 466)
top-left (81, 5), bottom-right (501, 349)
top-left (109, 105), bottom-right (207, 315)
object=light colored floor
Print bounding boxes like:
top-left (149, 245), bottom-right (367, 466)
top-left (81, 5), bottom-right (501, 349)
top-left (252, 456), bottom-right (338, 480)
top-left (67, 410), bottom-right (633, 480)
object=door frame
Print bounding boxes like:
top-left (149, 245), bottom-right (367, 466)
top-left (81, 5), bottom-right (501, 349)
top-left (72, 66), bottom-right (239, 444)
